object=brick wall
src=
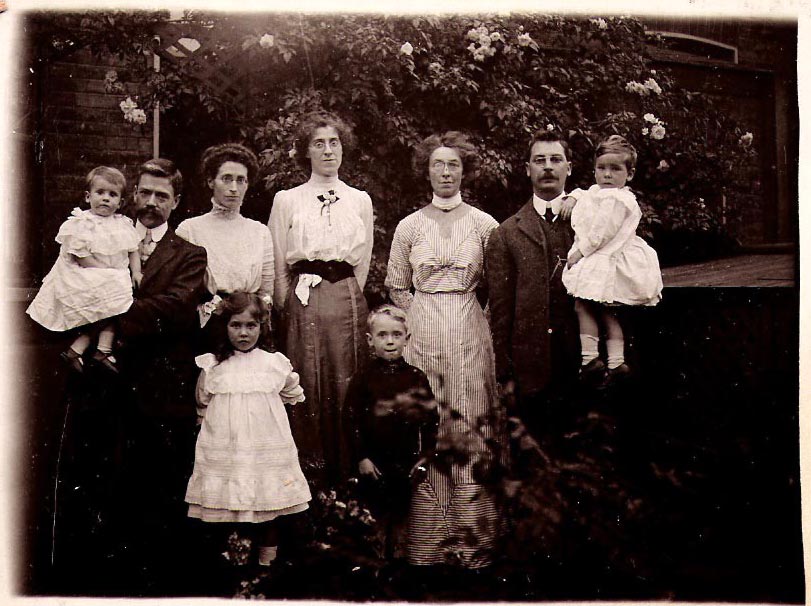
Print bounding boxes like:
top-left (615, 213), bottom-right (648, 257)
top-left (36, 49), bottom-right (153, 276)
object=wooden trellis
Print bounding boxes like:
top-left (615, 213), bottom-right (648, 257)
top-left (151, 21), bottom-right (248, 107)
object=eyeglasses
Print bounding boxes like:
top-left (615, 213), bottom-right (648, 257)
top-left (531, 155), bottom-right (567, 166)
top-left (310, 140), bottom-right (341, 151)
top-left (430, 160), bottom-right (462, 172)
top-left (218, 175), bottom-right (248, 186)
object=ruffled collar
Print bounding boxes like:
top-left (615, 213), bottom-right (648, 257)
top-left (72, 207), bottom-right (115, 223)
top-left (210, 197), bottom-right (242, 219)
top-left (431, 192), bottom-right (463, 212)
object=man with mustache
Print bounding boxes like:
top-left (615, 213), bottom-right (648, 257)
top-left (55, 158), bottom-right (207, 595)
top-left (117, 158), bottom-right (208, 593)
top-left (486, 130), bottom-right (581, 440)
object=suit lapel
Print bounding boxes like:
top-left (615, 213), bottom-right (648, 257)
top-left (140, 228), bottom-right (177, 289)
top-left (515, 199), bottom-right (546, 248)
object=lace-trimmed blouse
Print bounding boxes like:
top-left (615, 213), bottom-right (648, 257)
top-left (176, 210), bottom-right (274, 297)
top-left (268, 177), bottom-right (373, 310)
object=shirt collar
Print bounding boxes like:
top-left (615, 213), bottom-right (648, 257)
top-left (532, 191), bottom-right (566, 220)
top-left (136, 220), bottom-right (168, 242)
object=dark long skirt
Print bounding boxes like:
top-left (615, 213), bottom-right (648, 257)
top-left (284, 276), bottom-right (368, 487)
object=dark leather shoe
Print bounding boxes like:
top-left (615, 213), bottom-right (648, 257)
top-left (92, 350), bottom-right (119, 374)
top-left (579, 358), bottom-right (607, 388)
top-left (605, 363), bottom-right (632, 386)
top-left (60, 349), bottom-right (84, 373)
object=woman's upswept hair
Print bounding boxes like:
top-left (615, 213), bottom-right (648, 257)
top-left (413, 131), bottom-right (479, 176)
top-left (595, 135), bottom-right (637, 170)
top-left (367, 303), bottom-right (408, 333)
top-left (213, 292), bottom-right (271, 362)
top-left (294, 111), bottom-right (356, 169)
top-left (200, 143), bottom-right (259, 183)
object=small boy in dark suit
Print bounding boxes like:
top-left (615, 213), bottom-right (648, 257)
top-left (344, 304), bottom-right (438, 559)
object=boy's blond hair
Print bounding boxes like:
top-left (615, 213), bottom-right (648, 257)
top-left (85, 166), bottom-right (126, 192)
top-left (367, 304), bottom-right (408, 333)
top-left (595, 135), bottom-right (637, 171)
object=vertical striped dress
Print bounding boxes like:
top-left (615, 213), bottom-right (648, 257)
top-left (386, 202), bottom-right (503, 569)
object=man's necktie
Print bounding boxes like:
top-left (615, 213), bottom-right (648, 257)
top-left (545, 206), bottom-right (555, 223)
top-left (139, 229), bottom-right (156, 264)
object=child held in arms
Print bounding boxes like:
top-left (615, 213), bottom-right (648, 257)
top-left (344, 304), bottom-right (439, 559)
top-left (562, 135), bottom-right (663, 388)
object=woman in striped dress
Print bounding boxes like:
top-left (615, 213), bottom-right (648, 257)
top-left (386, 132), bottom-right (503, 569)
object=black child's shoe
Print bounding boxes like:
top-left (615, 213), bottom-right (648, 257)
top-left (579, 357), bottom-right (607, 388)
top-left (603, 363), bottom-right (632, 388)
top-left (92, 350), bottom-right (120, 374)
top-left (60, 349), bottom-right (84, 373)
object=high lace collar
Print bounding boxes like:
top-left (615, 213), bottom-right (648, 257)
top-left (308, 173), bottom-right (340, 189)
top-left (431, 192), bottom-right (463, 212)
top-left (210, 197), bottom-right (242, 219)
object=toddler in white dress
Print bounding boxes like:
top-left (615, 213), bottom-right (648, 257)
top-left (185, 292), bottom-right (311, 567)
top-left (26, 166), bottom-right (141, 373)
top-left (562, 135), bottom-right (663, 386)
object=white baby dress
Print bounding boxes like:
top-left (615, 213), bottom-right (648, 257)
top-left (562, 185), bottom-right (663, 306)
top-left (26, 208), bottom-right (139, 331)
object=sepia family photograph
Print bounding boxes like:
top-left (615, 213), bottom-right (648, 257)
top-left (0, 0), bottom-right (804, 603)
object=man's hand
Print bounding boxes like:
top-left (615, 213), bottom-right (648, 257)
top-left (359, 458), bottom-right (382, 479)
top-left (132, 271), bottom-right (143, 289)
top-left (567, 249), bottom-right (584, 268)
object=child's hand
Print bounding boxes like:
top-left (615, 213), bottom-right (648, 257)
top-left (567, 250), bottom-right (584, 268)
top-left (132, 271), bottom-right (143, 289)
top-left (560, 194), bottom-right (578, 221)
top-left (359, 458), bottom-right (381, 480)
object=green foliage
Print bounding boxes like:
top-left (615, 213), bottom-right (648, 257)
top-left (30, 11), bottom-right (758, 288)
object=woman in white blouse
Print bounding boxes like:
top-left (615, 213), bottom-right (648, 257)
top-left (176, 143), bottom-right (274, 328)
top-left (268, 112), bottom-right (373, 486)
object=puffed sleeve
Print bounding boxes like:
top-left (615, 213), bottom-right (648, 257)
top-left (268, 191), bottom-right (292, 310)
top-left (280, 371), bottom-right (305, 405)
top-left (274, 352), bottom-right (305, 404)
top-left (117, 216), bottom-right (141, 253)
top-left (56, 209), bottom-right (93, 258)
top-left (353, 192), bottom-right (374, 291)
top-left (193, 354), bottom-right (217, 423)
top-left (175, 219), bottom-right (193, 243)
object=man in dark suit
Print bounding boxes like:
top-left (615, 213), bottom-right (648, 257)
top-left (486, 130), bottom-right (581, 438)
top-left (53, 158), bottom-right (207, 596)
top-left (114, 158), bottom-right (208, 594)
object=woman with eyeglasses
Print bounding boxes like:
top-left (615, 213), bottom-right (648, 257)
top-left (385, 132), bottom-right (503, 570)
top-left (268, 111), bottom-right (373, 487)
top-left (176, 143), bottom-right (274, 326)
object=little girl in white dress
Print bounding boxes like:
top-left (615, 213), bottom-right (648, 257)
top-left (185, 292), bottom-right (311, 567)
top-left (26, 166), bottom-right (141, 373)
top-left (562, 135), bottom-right (663, 386)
